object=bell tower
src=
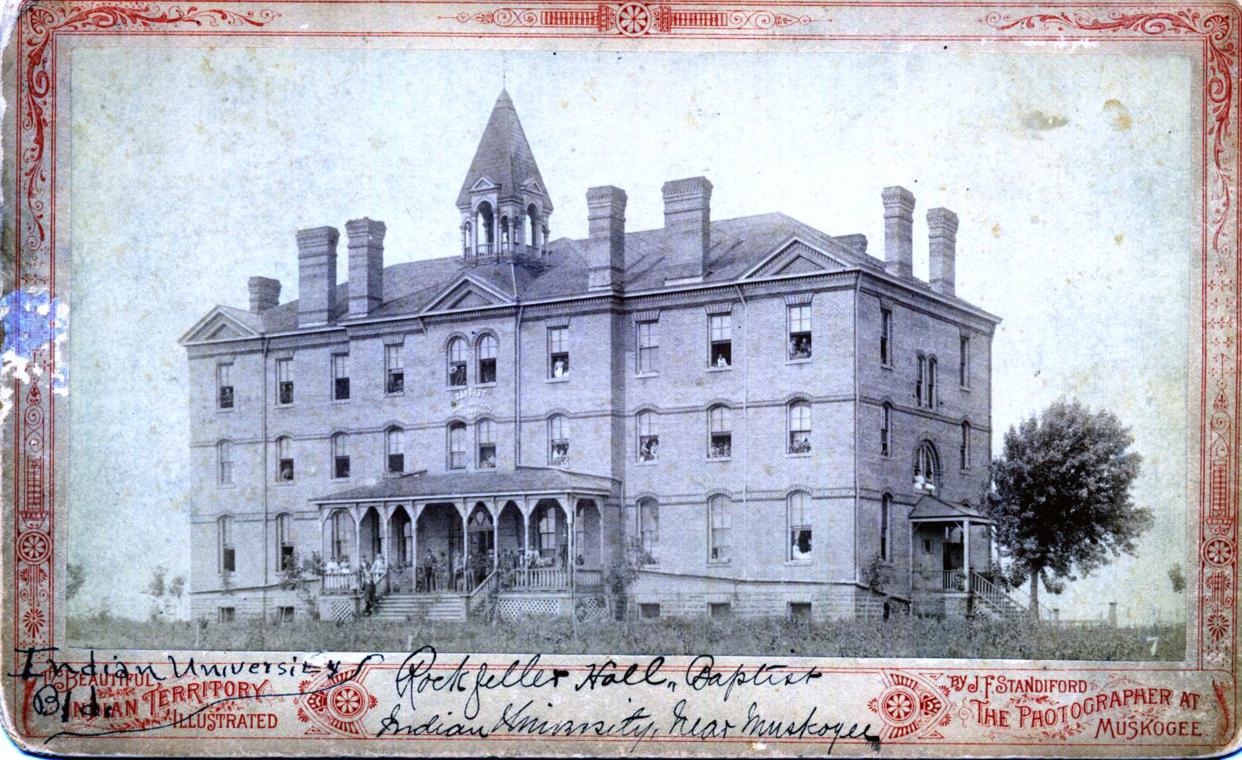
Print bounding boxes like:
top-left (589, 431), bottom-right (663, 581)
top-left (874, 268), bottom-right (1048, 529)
top-left (457, 89), bottom-right (554, 265)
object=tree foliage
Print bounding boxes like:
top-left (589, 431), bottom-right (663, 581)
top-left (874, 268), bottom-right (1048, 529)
top-left (66, 563), bottom-right (85, 602)
top-left (987, 399), bottom-right (1151, 613)
top-left (1168, 563), bottom-right (1186, 594)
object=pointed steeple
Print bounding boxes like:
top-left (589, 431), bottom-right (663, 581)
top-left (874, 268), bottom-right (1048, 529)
top-left (456, 90), bottom-right (552, 211)
top-left (457, 90), bottom-right (554, 263)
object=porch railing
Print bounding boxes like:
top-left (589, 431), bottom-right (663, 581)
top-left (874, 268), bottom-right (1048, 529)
top-left (323, 571), bottom-right (358, 594)
top-left (575, 567), bottom-right (605, 589)
top-left (971, 571), bottom-right (1053, 621)
top-left (468, 569), bottom-right (498, 616)
top-left (913, 569), bottom-right (967, 592)
top-left (511, 567), bottom-right (569, 590)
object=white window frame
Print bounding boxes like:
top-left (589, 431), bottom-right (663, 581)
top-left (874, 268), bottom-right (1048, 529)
top-left (880, 307), bottom-right (893, 366)
top-left (636, 320), bottom-right (659, 374)
top-left (275, 436), bottom-right (294, 482)
top-left (960, 421), bottom-right (972, 470)
top-left (448, 337), bottom-right (468, 387)
top-left (331, 433), bottom-right (350, 479)
top-left (276, 513), bottom-right (294, 571)
top-left (880, 403), bottom-right (892, 457)
top-left (548, 327), bottom-right (569, 379)
top-left (638, 498), bottom-right (659, 563)
top-left (385, 345), bottom-right (405, 395)
top-left (218, 516), bottom-right (235, 574)
top-left (477, 334), bottom-right (498, 385)
top-left (276, 358), bottom-right (294, 406)
top-left (217, 441), bottom-right (233, 486)
top-left (787, 491), bottom-right (812, 562)
top-left (386, 427), bottom-right (405, 474)
top-left (959, 335), bottom-right (971, 388)
top-left (448, 422), bottom-right (467, 470)
top-left (637, 411), bottom-right (658, 463)
top-left (708, 405), bottom-right (733, 460)
top-left (477, 419), bottom-right (497, 468)
top-left (880, 494), bottom-right (891, 561)
top-left (331, 354), bottom-right (350, 401)
top-left (708, 314), bottom-right (732, 368)
top-left (216, 363), bottom-right (234, 410)
top-left (787, 304), bottom-right (813, 361)
top-left (548, 415), bottom-right (569, 465)
top-left (787, 401), bottom-right (812, 455)
top-left (708, 495), bottom-right (731, 563)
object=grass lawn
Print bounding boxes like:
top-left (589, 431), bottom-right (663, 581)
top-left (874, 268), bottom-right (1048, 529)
top-left (67, 613), bottom-right (1186, 660)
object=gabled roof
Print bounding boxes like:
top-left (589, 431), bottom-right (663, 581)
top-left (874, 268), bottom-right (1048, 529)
top-left (420, 271), bottom-right (515, 314)
top-left (456, 89), bottom-right (551, 209)
top-left (314, 466), bottom-right (616, 503)
top-left (178, 305), bottom-right (263, 344)
top-left (908, 494), bottom-right (992, 522)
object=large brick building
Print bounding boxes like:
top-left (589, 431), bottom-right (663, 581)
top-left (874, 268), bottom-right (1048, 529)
top-left (180, 90), bottom-right (1001, 623)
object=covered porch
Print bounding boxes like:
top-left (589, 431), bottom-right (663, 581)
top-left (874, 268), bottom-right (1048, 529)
top-left (313, 468), bottom-right (615, 600)
top-left (908, 496), bottom-right (995, 617)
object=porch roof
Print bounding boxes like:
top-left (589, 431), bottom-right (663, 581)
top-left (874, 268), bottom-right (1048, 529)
top-left (908, 494), bottom-right (992, 523)
top-left (312, 466), bottom-right (616, 505)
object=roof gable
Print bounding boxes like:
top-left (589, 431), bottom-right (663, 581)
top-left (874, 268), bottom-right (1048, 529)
top-left (179, 306), bottom-right (262, 345)
top-left (740, 238), bottom-right (848, 280)
top-left (421, 272), bottom-right (513, 313)
top-left (456, 90), bottom-right (551, 209)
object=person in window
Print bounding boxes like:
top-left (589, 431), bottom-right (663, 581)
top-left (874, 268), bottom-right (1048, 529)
top-left (790, 434), bottom-right (812, 454)
top-left (791, 531), bottom-right (812, 560)
top-left (552, 358), bottom-right (567, 378)
top-left (551, 442), bottom-right (569, 464)
top-left (715, 353), bottom-right (729, 368)
top-left (789, 336), bottom-right (812, 360)
top-left (640, 438), bottom-right (658, 462)
top-left (279, 461), bottom-right (294, 482)
top-left (480, 451), bottom-right (497, 469)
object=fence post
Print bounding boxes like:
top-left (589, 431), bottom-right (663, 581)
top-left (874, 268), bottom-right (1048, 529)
top-left (1108, 601), bottom-right (1117, 628)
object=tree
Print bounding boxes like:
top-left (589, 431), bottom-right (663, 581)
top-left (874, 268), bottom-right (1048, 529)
top-left (66, 563), bottom-right (85, 602)
top-left (987, 398), bottom-right (1152, 620)
top-left (1168, 563), bottom-right (1186, 594)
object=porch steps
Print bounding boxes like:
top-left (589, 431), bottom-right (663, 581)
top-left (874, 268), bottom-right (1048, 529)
top-left (372, 593), bottom-right (467, 622)
top-left (969, 573), bottom-right (1029, 621)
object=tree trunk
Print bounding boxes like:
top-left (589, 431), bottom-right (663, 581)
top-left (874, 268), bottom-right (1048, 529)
top-left (1028, 568), bottom-right (1041, 621)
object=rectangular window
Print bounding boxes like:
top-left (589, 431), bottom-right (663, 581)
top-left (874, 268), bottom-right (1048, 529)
top-left (277, 515), bottom-right (295, 571)
top-left (916, 356), bottom-right (926, 407)
top-left (788, 493), bottom-right (812, 561)
top-left (332, 435), bottom-right (350, 479)
top-left (276, 438), bottom-right (294, 482)
top-left (880, 404), bottom-right (891, 456)
top-left (386, 429), bottom-right (405, 474)
top-left (637, 320), bottom-right (659, 374)
top-left (448, 425), bottom-right (466, 470)
top-left (708, 406), bottom-right (732, 460)
top-left (788, 402), bottom-right (812, 454)
top-left (548, 327), bottom-right (569, 378)
top-left (276, 358), bottom-right (294, 405)
top-left (217, 364), bottom-right (234, 410)
top-left (637, 412), bottom-right (659, 463)
top-left (276, 606), bottom-right (294, 623)
top-left (708, 497), bottom-right (731, 562)
top-left (639, 502), bottom-right (659, 559)
top-left (386, 345), bottom-right (405, 395)
top-left (639, 603), bottom-right (661, 620)
top-left (960, 424), bottom-right (971, 470)
top-left (478, 336), bottom-right (498, 384)
top-left (709, 602), bottom-right (732, 619)
top-left (219, 520), bottom-right (235, 573)
top-left (927, 358), bottom-right (938, 409)
top-left (788, 305), bottom-right (812, 360)
top-left (218, 607), bottom-right (236, 623)
top-left (880, 496), bottom-right (891, 561)
top-left (959, 335), bottom-right (971, 387)
top-left (217, 442), bottom-right (233, 486)
top-left (477, 420), bottom-right (496, 468)
top-left (548, 416), bottom-right (569, 465)
top-left (709, 315), bottom-right (732, 368)
top-left (880, 308), bottom-right (893, 366)
top-left (788, 602), bottom-right (812, 621)
top-left (332, 354), bottom-right (350, 401)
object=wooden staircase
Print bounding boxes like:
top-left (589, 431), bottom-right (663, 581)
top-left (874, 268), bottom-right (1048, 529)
top-left (969, 572), bottom-right (1046, 621)
top-left (372, 593), bottom-right (467, 622)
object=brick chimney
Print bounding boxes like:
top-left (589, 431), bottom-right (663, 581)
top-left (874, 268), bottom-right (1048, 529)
top-left (882, 186), bottom-right (915, 279)
top-left (927, 207), bottom-right (959, 296)
top-left (661, 176), bottom-right (712, 281)
top-left (345, 217), bottom-right (386, 317)
top-left (296, 226), bottom-right (339, 327)
top-left (586, 186), bottom-right (627, 292)
top-left (247, 276), bottom-right (281, 313)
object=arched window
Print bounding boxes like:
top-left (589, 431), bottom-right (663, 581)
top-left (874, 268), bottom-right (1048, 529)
top-left (880, 403), bottom-right (892, 456)
top-left (217, 441), bottom-right (233, 486)
top-left (787, 491), bottom-right (812, 561)
top-left (708, 495), bottom-right (731, 562)
top-left (788, 401), bottom-right (812, 454)
top-left (927, 357), bottom-right (938, 409)
top-left (477, 419), bottom-right (496, 468)
top-left (276, 513), bottom-right (294, 571)
top-left (708, 405), bottom-right (732, 460)
top-left (218, 516), bottom-right (235, 573)
top-left (447, 337), bottom-right (468, 387)
top-left (331, 433), bottom-right (350, 479)
top-left (275, 436), bottom-right (294, 482)
top-left (500, 216), bottom-right (511, 250)
top-left (880, 494), bottom-right (892, 561)
top-left (637, 411), bottom-right (658, 463)
top-left (960, 421), bottom-right (971, 469)
top-left (914, 441), bottom-right (940, 494)
top-left (548, 415), bottom-right (569, 465)
top-left (477, 334), bottom-right (498, 384)
top-left (448, 422), bottom-right (467, 470)
top-left (527, 203), bottom-right (540, 249)
top-left (386, 427), bottom-right (405, 474)
top-left (637, 498), bottom-right (659, 560)
top-left (475, 201), bottom-right (495, 254)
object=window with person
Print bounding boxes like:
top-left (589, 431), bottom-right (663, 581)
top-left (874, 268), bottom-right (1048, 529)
top-left (216, 363), bottom-right (234, 410)
top-left (880, 403), bottom-right (892, 456)
top-left (637, 411), bottom-right (659, 463)
top-left (548, 414), bottom-right (569, 465)
top-left (217, 441), bottom-right (233, 486)
top-left (787, 491), bottom-right (812, 561)
top-left (788, 304), bottom-right (812, 360)
top-left (788, 400), bottom-right (812, 454)
top-left (385, 344), bottom-right (404, 394)
top-left (276, 513), bottom-right (294, 571)
top-left (708, 405), bottom-right (732, 460)
top-left (331, 354), bottom-right (350, 401)
top-left (447, 337), bottom-right (468, 387)
top-left (638, 498), bottom-right (659, 561)
top-left (708, 495), bottom-right (731, 562)
top-left (276, 358), bottom-right (294, 405)
top-left (331, 433), bottom-right (350, 479)
top-left (914, 440), bottom-right (939, 493)
top-left (637, 319), bottom-right (659, 374)
top-left (448, 422), bottom-right (467, 469)
top-left (386, 427), bottom-right (404, 474)
top-left (275, 436), bottom-right (294, 482)
top-left (218, 516), bottom-right (235, 573)
top-left (477, 419), bottom-right (497, 468)
top-left (709, 314), bottom-right (732, 368)
top-left (880, 493), bottom-right (892, 561)
top-left (880, 307), bottom-right (893, 366)
top-left (477, 334), bottom-right (498, 384)
top-left (548, 327), bottom-right (569, 378)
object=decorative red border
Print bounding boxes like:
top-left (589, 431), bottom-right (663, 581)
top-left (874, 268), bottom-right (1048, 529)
top-left (8, 0), bottom-right (1240, 750)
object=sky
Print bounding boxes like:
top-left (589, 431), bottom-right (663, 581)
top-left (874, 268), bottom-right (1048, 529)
top-left (65, 45), bottom-right (1194, 625)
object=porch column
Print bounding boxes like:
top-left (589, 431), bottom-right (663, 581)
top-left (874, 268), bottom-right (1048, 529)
top-left (381, 505), bottom-right (391, 564)
top-left (567, 495), bottom-right (576, 569)
top-left (522, 498), bottom-right (532, 557)
top-left (412, 503), bottom-right (425, 586)
top-left (351, 506), bottom-right (362, 570)
top-left (462, 499), bottom-right (470, 591)
top-left (492, 499), bottom-right (500, 569)
top-left (962, 518), bottom-right (971, 581)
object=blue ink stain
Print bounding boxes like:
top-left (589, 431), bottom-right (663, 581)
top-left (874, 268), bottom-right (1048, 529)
top-left (1, 290), bottom-right (68, 390)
